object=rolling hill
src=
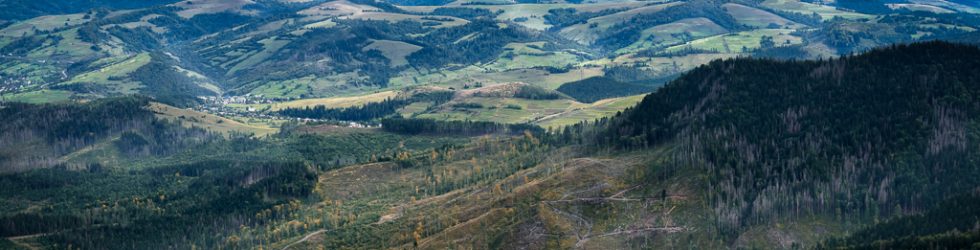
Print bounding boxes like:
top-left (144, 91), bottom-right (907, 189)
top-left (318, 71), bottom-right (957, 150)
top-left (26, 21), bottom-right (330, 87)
top-left (1, 0), bottom-right (978, 112)
top-left (1, 0), bottom-right (980, 248)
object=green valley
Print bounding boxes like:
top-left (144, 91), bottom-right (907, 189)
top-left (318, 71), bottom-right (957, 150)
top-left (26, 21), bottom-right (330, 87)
top-left (1, 0), bottom-right (980, 249)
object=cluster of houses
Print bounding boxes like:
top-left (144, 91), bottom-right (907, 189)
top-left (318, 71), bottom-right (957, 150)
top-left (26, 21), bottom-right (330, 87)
top-left (194, 94), bottom-right (381, 129)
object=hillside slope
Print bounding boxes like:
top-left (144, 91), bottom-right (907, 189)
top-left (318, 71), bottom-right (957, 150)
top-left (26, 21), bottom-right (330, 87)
top-left (598, 41), bottom-right (980, 237)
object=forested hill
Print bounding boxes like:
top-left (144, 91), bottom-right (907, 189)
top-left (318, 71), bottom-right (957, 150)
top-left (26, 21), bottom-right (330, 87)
top-left (597, 41), bottom-right (980, 236)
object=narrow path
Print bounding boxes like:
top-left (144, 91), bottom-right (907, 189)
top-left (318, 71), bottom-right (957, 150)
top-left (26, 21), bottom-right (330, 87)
top-left (7, 233), bottom-right (50, 250)
top-left (281, 229), bottom-right (329, 250)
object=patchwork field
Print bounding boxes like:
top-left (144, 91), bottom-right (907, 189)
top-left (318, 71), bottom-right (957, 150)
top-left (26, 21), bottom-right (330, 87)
top-left (63, 53), bottom-right (152, 93)
top-left (412, 92), bottom-right (645, 127)
top-left (485, 42), bottom-right (585, 71)
top-left (618, 17), bottom-right (729, 54)
top-left (232, 90), bottom-right (400, 112)
top-left (560, 2), bottom-right (682, 44)
top-left (0, 14), bottom-right (90, 37)
top-left (665, 29), bottom-right (802, 53)
top-left (227, 37), bottom-right (291, 75)
top-left (722, 3), bottom-right (804, 29)
top-left (535, 94), bottom-right (645, 128)
top-left (760, 0), bottom-right (873, 20)
top-left (401, 2), bottom-right (649, 31)
top-left (363, 40), bottom-right (423, 67)
top-left (172, 0), bottom-right (258, 18)
top-left (389, 66), bottom-right (605, 91)
top-left (0, 89), bottom-right (74, 103)
top-left (150, 102), bottom-right (278, 136)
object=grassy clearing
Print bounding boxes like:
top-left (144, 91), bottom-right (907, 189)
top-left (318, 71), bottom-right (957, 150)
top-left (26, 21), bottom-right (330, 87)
top-left (64, 53), bottom-right (152, 93)
top-left (415, 93), bottom-right (644, 127)
top-left (0, 61), bottom-right (62, 86)
top-left (0, 14), bottom-right (89, 37)
top-left (722, 3), bottom-right (804, 29)
top-left (107, 14), bottom-right (168, 34)
top-left (1, 89), bottom-right (74, 104)
top-left (303, 1), bottom-right (467, 28)
top-left (416, 96), bottom-right (581, 124)
top-left (402, 2), bottom-right (649, 31)
top-left (227, 37), bottom-right (290, 75)
top-left (27, 28), bottom-right (98, 60)
top-left (390, 66), bottom-right (603, 91)
top-left (665, 29), bottom-right (802, 53)
top-left (587, 52), bottom-right (736, 82)
top-left (761, 0), bottom-right (873, 21)
top-left (346, 12), bottom-right (468, 28)
top-left (559, 2), bottom-right (681, 44)
top-left (618, 17), bottom-right (728, 54)
top-left (303, 19), bottom-right (337, 29)
top-left (398, 101), bottom-right (433, 117)
top-left (886, 3), bottom-right (954, 14)
top-left (246, 72), bottom-right (373, 98)
top-left (535, 94), bottom-right (645, 128)
top-left (173, 0), bottom-right (257, 18)
top-left (233, 90), bottom-right (400, 112)
top-left (363, 40), bottom-right (423, 67)
top-left (299, 0), bottom-right (380, 16)
top-left (149, 102), bottom-right (278, 136)
top-left (173, 66), bottom-right (222, 95)
top-left (485, 42), bottom-right (584, 71)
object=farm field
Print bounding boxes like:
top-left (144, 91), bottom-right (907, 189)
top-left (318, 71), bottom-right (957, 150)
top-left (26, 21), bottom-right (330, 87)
top-left (230, 90), bottom-right (400, 111)
top-left (0, 0), bottom-right (979, 249)
top-left (760, 0), bottom-right (873, 20)
top-left (149, 102), bottom-right (279, 136)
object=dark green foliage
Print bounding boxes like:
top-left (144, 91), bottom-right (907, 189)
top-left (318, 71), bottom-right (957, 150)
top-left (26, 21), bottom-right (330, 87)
top-left (603, 65), bottom-right (678, 82)
top-left (228, 20), bottom-right (410, 89)
top-left (107, 26), bottom-right (162, 51)
top-left (543, 8), bottom-right (626, 30)
top-left (451, 102), bottom-right (484, 109)
top-left (129, 54), bottom-right (215, 106)
top-left (145, 11), bottom-right (254, 40)
top-left (821, 190), bottom-right (980, 249)
top-left (432, 7), bottom-right (501, 19)
top-left (0, 160), bottom-right (316, 249)
top-left (279, 98), bottom-right (411, 121)
top-left (0, 36), bottom-right (47, 56)
top-left (634, 47), bottom-right (720, 58)
top-left (803, 19), bottom-right (909, 54)
top-left (761, 7), bottom-right (823, 26)
top-left (513, 85), bottom-right (565, 100)
top-left (408, 19), bottom-right (541, 68)
top-left (347, 0), bottom-right (407, 13)
top-left (277, 91), bottom-right (454, 121)
top-left (833, 0), bottom-right (892, 14)
top-left (382, 118), bottom-right (543, 136)
top-left (0, 96), bottom-right (216, 170)
top-left (0, 0), bottom-right (180, 20)
top-left (0, 96), bottom-right (151, 145)
top-left (596, 0), bottom-right (742, 50)
top-left (940, 31), bottom-right (980, 45)
top-left (599, 41), bottom-right (980, 236)
top-left (949, 0), bottom-right (980, 8)
top-left (76, 22), bottom-right (106, 44)
top-left (752, 44), bottom-right (812, 59)
top-left (557, 76), bottom-right (653, 103)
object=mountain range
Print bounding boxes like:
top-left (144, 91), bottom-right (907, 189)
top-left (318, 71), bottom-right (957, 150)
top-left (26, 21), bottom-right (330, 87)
top-left (1, 0), bottom-right (980, 249)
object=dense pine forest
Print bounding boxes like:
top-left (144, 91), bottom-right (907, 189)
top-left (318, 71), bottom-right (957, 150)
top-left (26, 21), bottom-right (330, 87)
top-left (594, 41), bottom-right (980, 238)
